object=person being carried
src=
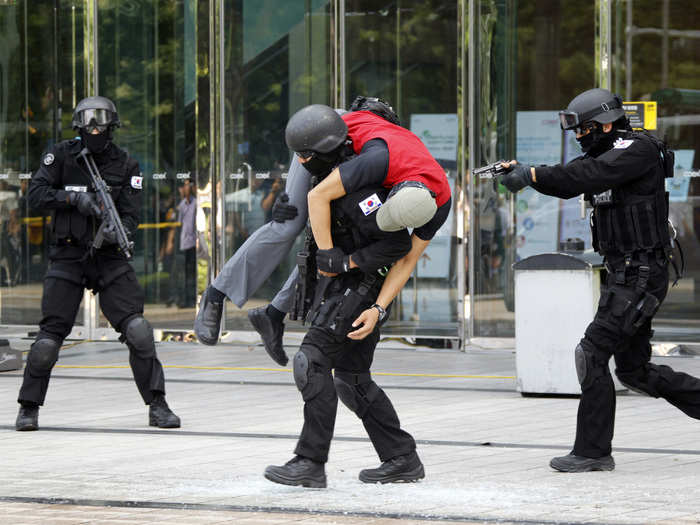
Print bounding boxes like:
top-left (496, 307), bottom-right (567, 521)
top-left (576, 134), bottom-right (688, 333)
top-left (224, 101), bottom-right (452, 365)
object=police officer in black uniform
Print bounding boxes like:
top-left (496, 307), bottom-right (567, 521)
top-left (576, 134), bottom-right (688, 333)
top-left (263, 182), bottom-right (424, 487)
top-left (501, 88), bottom-right (700, 472)
top-left (15, 96), bottom-right (180, 431)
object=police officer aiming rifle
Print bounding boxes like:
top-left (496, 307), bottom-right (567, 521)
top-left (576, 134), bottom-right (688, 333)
top-left (499, 87), bottom-right (698, 473)
top-left (15, 96), bottom-right (180, 431)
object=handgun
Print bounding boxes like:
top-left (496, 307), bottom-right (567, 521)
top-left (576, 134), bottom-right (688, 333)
top-left (473, 160), bottom-right (508, 179)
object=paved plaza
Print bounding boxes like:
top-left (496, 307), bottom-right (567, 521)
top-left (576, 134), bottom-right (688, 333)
top-left (1, 334), bottom-right (700, 524)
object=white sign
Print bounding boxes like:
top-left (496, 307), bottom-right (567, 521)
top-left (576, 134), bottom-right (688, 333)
top-left (409, 114), bottom-right (458, 162)
top-left (667, 149), bottom-right (695, 202)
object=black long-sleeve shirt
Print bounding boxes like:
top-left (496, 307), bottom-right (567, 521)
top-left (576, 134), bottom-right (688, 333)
top-left (29, 139), bottom-right (142, 242)
top-left (532, 131), bottom-right (661, 201)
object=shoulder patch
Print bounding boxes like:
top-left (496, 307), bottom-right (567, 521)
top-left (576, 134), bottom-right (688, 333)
top-left (358, 193), bottom-right (382, 215)
top-left (613, 138), bottom-right (634, 150)
top-left (131, 175), bottom-right (143, 189)
top-left (43, 153), bottom-right (55, 165)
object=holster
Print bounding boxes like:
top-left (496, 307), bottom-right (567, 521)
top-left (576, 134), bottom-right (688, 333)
top-left (598, 285), bottom-right (660, 336)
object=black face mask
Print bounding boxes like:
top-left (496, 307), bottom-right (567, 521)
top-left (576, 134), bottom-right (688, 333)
top-left (302, 143), bottom-right (352, 178)
top-left (79, 129), bottom-right (111, 154)
top-left (303, 154), bottom-right (338, 177)
top-left (576, 126), bottom-right (616, 157)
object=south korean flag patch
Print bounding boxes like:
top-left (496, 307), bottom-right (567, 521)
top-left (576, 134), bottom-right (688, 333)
top-left (131, 175), bottom-right (143, 189)
top-left (358, 193), bottom-right (382, 216)
top-left (614, 138), bottom-right (634, 149)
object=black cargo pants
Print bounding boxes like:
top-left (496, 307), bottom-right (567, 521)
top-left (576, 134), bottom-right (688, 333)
top-left (573, 257), bottom-right (700, 458)
top-left (293, 323), bottom-right (416, 464)
top-left (18, 249), bottom-right (165, 406)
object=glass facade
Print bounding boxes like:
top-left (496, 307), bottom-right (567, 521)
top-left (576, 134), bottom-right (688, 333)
top-left (0, 0), bottom-right (698, 346)
top-left (611, 0), bottom-right (700, 342)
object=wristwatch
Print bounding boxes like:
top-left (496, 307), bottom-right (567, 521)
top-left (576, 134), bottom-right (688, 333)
top-left (371, 303), bottom-right (387, 322)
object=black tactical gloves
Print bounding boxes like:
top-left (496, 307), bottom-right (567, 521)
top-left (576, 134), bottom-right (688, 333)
top-left (271, 192), bottom-right (298, 223)
top-left (316, 247), bottom-right (350, 274)
top-left (101, 223), bottom-right (119, 245)
top-left (502, 163), bottom-right (533, 193)
top-left (68, 192), bottom-right (101, 217)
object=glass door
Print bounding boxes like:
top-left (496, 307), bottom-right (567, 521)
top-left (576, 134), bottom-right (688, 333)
top-left (344, 0), bottom-right (460, 342)
top-left (612, 0), bottom-right (700, 342)
top-left (0, 0), bottom-right (86, 328)
top-left (96, 0), bottom-right (206, 332)
top-left (220, 0), bottom-right (332, 331)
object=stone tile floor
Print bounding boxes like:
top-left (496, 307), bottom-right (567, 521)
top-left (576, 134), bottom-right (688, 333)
top-left (1, 337), bottom-right (700, 524)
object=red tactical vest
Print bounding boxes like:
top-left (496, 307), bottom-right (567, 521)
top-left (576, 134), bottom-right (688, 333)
top-left (342, 111), bottom-right (451, 206)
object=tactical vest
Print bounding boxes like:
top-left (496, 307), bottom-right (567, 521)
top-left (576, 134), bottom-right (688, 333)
top-left (589, 132), bottom-right (673, 264)
top-left (52, 141), bottom-right (131, 245)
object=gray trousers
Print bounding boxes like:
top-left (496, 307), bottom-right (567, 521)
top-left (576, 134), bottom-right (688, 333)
top-left (213, 155), bottom-right (309, 312)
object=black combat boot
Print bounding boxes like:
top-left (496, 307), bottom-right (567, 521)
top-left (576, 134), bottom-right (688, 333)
top-left (550, 453), bottom-right (615, 472)
top-left (359, 450), bottom-right (425, 483)
top-left (264, 456), bottom-right (327, 488)
top-left (194, 286), bottom-right (224, 345)
top-left (149, 394), bottom-right (181, 428)
top-left (16, 404), bottom-right (39, 431)
top-left (248, 306), bottom-right (288, 366)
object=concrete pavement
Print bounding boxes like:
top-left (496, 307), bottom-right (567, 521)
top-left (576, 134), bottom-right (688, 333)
top-left (1, 336), bottom-right (700, 524)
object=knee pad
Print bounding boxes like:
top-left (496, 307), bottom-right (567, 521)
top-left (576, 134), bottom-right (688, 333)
top-left (616, 363), bottom-right (664, 398)
top-left (575, 343), bottom-right (610, 391)
top-left (333, 369), bottom-right (380, 418)
top-left (293, 346), bottom-right (331, 402)
top-left (123, 316), bottom-right (155, 359)
top-left (28, 338), bottom-right (60, 373)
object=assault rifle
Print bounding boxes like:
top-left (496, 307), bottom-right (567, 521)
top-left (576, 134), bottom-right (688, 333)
top-left (288, 223), bottom-right (317, 323)
top-left (78, 148), bottom-right (135, 259)
top-left (473, 160), bottom-right (508, 180)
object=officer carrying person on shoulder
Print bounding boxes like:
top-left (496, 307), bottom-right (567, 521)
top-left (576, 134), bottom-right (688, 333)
top-left (263, 107), bottom-right (424, 487)
top-left (214, 100), bottom-right (451, 364)
top-left (15, 96), bottom-right (180, 431)
top-left (499, 87), bottom-right (700, 472)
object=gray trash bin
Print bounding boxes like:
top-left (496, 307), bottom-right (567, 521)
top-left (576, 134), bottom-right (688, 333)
top-left (513, 250), bottom-right (622, 395)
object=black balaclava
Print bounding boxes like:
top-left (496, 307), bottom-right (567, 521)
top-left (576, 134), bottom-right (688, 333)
top-left (303, 143), bottom-right (351, 178)
top-left (577, 125), bottom-right (617, 157)
top-left (79, 128), bottom-right (111, 154)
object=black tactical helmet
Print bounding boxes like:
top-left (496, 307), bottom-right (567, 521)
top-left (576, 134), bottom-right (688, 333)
top-left (72, 96), bottom-right (121, 132)
top-left (559, 88), bottom-right (625, 131)
top-left (285, 104), bottom-right (348, 156)
top-left (350, 95), bottom-right (400, 125)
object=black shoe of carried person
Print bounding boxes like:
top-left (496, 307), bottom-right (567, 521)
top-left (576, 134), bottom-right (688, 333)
top-left (248, 306), bottom-right (288, 366)
top-left (264, 455), bottom-right (327, 488)
top-left (149, 394), bottom-right (181, 428)
top-left (15, 405), bottom-right (39, 431)
top-left (194, 286), bottom-right (223, 345)
top-left (359, 450), bottom-right (425, 484)
top-left (550, 453), bottom-right (615, 472)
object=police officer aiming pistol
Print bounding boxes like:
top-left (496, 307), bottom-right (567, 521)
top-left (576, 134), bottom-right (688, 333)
top-left (500, 88), bottom-right (698, 472)
top-left (15, 96), bottom-right (180, 431)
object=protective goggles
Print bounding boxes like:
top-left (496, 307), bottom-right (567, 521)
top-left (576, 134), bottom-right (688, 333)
top-left (75, 108), bottom-right (115, 130)
top-left (558, 96), bottom-right (623, 131)
top-left (295, 150), bottom-right (316, 159)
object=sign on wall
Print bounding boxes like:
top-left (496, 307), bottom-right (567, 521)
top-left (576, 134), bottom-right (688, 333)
top-left (622, 101), bottom-right (657, 130)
